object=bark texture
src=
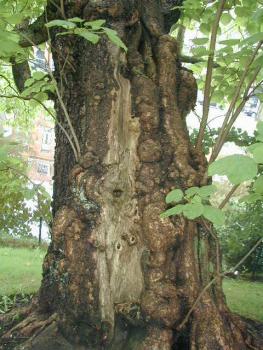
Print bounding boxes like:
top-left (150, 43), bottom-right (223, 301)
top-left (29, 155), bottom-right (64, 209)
top-left (2, 1), bottom-right (263, 350)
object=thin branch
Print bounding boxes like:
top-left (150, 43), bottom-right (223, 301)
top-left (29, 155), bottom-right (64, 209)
top-left (177, 237), bottom-right (263, 330)
top-left (180, 54), bottom-right (220, 68)
top-left (195, 0), bottom-right (226, 150)
top-left (0, 93), bottom-right (78, 160)
top-left (60, 0), bottom-right (66, 19)
top-left (44, 10), bottom-right (81, 159)
top-left (18, 14), bottom-right (48, 47)
top-left (247, 79), bottom-right (263, 98)
top-left (0, 74), bottom-right (17, 94)
top-left (11, 59), bottom-right (31, 93)
top-left (53, 84), bottom-right (81, 158)
top-left (210, 41), bottom-right (263, 162)
top-left (218, 184), bottom-right (239, 209)
top-left (177, 24), bottom-right (186, 56)
top-left (5, 16), bottom-right (81, 161)
top-left (0, 14), bottom-right (47, 48)
top-left (201, 219), bottom-right (221, 280)
top-left (210, 64), bottom-right (262, 162)
top-left (1, 162), bottom-right (39, 188)
top-left (49, 0), bottom-right (66, 19)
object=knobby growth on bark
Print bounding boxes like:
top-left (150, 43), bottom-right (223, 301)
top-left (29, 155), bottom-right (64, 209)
top-left (1, 1), bottom-right (263, 350)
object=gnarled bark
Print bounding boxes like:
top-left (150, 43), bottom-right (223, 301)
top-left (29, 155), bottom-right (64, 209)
top-left (2, 1), bottom-right (263, 350)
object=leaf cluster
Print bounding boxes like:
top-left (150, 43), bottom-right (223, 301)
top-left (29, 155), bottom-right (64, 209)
top-left (160, 184), bottom-right (225, 226)
top-left (0, 133), bottom-right (51, 237)
top-left (46, 18), bottom-right (127, 52)
top-left (176, 0), bottom-right (263, 105)
top-left (209, 121), bottom-right (263, 204)
top-left (190, 126), bottom-right (255, 154)
top-left (219, 201), bottom-right (263, 273)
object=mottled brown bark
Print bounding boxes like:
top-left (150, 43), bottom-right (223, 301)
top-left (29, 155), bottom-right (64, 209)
top-left (3, 1), bottom-right (263, 350)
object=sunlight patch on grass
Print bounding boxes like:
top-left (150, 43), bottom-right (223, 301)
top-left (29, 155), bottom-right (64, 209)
top-left (0, 247), bottom-right (45, 296)
top-left (223, 278), bottom-right (263, 322)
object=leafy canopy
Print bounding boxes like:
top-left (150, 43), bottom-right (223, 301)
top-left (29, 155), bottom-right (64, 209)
top-left (0, 133), bottom-right (51, 237)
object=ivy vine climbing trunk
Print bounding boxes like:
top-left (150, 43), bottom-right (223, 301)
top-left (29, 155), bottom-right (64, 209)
top-left (3, 1), bottom-right (263, 350)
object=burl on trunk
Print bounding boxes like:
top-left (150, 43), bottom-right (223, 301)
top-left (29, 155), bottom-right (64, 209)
top-left (2, 1), bottom-right (263, 350)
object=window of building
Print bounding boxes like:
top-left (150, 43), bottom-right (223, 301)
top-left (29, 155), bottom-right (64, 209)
top-left (41, 128), bottom-right (53, 151)
top-left (3, 126), bottom-right (12, 137)
top-left (37, 161), bottom-right (49, 175)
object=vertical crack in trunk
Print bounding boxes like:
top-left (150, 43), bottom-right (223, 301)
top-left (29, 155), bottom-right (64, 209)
top-left (96, 47), bottom-right (144, 331)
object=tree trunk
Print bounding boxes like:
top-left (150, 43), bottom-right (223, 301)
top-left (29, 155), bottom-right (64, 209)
top-left (2, 2), bottom-right (263, 350)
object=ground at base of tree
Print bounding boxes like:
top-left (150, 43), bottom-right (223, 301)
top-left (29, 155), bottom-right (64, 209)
top-left (1, 304), bottom-right (263, 350)
top-left (1, 246), bottom-right (263, 323)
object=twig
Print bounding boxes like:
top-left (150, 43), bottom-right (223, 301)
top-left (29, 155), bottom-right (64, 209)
top-left (211, 66), bottom-right (261, 161)
top-left (177, 237), bottom-right (263, 330)
top-left (201, 219), bottom-right (221, 280)
top-left (44, 11), bottom-right (81, 159)
top-left (5, 17), bottom-right (81, 160)
top-left (210, 41), bottom-right (263, 162)
top-left (180, 54), bottom-right (221, 68)
top-left (218, 184), bottom-right (239, 209)
top-left (60, 0), bottom-right (66, 19)
top-left (1, 163), bottom-right (40, 188)
top-left (195, 0), bottom-right (226, 150)
top-left (0, 74), bottom-right (17, 94)
top-left (177, 24), bottom-right (186, 56)
top-left (0, 93), bottom-right (78, 160)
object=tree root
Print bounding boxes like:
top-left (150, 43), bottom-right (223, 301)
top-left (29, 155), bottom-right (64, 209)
top-left (1, 306), bottom-right (263, 350)
top-left (0, 306), bottom-right (57, 350)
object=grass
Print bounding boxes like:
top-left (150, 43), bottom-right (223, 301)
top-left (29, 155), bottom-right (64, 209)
top-left (223, 278), bottom-right (263, 322)
top-left (0, 246), bottom-right (262, 323)
top-left (0, 247), bottom-right (45, 296)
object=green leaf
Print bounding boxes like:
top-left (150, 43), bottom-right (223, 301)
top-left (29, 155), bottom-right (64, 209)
top-left (219, 39), bottom-right (240, 46)
top-left (183, 203), bottom-right (204, 220)
top-left (240, 193), bottom-right (263, 203)
top-left (165, 189), bottom-right (184, 203)
top-left (203, 206), bottom-right (225, 226)
top-left (0, 30), bottom-right (22, 57)
top-left (241, 32), bottom-right (263, 46)
top-left (103, 27), bottom-right (127, 52)
top-left (247, 143), bottom-right (263, 163)
top-left (253, 176), bottom-right (263, 194)
top-left (200, 23), bottom-right (210, 35)
top-left (74, 28), bottom-right (100, 44)
top-left (211, 90), bottom-right (224, 103)
top-left (221, 13), bottom-right (232, 25)
top-left (235, 6), bottom-right (251, 17)
top-left (84, 19), bottom-right (106, 29)
top-left (253, 53), bottom-right (263, 69)
top-left (56, 31), bottom-right (72, 37)
top-left (191, 195), bottom-right (202, 204)
top-left (160, 204), bottom-right (184, 218)
top-left (198, 185), bottom-right (217, 198)
top-left (256, 121), bottom-right (263, 142)
top-left (208, 155), bottom-right (258, 184)
top-left (24, 77), bottom-right (34, 88)
top-left (32, 71), bottom-right (46, 80)
top-left (68, 17), bottom-right (85, 23)
top-left (46, 20), bottom-right (77, 29)
top-left (192, 37), bottom-right (209, 45)
top-left (191, 46), bottom-right (207, 57)
top-left (185, 187), bottom-right (199, 197)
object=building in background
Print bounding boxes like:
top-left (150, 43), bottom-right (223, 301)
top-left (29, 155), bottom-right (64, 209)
top-left (25, 115), bottom-right (54, 188)
top-left (1, 113), bottom-right (54, 240)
